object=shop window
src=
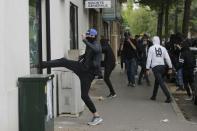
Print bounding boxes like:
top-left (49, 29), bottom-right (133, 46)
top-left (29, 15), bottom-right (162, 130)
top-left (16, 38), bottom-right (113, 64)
top-left (70, 3), bottom-right (78, 49)
top-left (29, 0), bottom-right (42, 74)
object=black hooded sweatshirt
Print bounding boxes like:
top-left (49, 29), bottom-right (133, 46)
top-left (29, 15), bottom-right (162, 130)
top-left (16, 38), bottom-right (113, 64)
top-left (179, 46), bottom-right (196, 71)
top-left (100, 40), bottom-right (115, 68)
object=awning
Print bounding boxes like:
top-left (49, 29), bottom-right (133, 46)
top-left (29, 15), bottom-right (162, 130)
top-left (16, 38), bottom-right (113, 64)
top-left (85, 0), bottom-right (111, 8)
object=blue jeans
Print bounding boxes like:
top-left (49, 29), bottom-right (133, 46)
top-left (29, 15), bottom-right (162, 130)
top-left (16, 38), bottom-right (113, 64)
top-left (125, 58), bottom-right (136, 84)
top-left (176, 68), bottom-right (184, 87)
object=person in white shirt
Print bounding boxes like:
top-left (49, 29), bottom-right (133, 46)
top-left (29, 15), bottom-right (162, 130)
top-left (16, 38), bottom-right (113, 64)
top-left (146, 36), bottom-right (173, 103)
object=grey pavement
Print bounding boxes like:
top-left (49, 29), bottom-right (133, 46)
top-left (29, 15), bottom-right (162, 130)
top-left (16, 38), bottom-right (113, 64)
top-left (55, 65), bottom-right (197, 131)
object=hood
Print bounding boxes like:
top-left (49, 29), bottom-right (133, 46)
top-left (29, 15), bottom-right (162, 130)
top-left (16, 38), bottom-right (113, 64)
top-left (152, 36), bottom-right (160, 45)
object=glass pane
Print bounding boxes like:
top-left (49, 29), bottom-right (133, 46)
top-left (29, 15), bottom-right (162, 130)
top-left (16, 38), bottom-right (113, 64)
top-left (29, 0), bottom-right (40, 74)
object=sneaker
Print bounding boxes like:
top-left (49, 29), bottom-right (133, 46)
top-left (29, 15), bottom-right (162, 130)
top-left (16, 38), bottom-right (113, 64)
top-left (88, 116), bottom-right (103, 126)
top-left (150, 96), bottom-right (156, 101)
top-left (107, 93), bottom-right (117, 98)
top-left (184, 96), bottom-right (193, 101)
top-left (128, 82), bottom-right (131, 86)
top-left (165, 98), bottom-right (172, 103)
top-left (131, 84), bottom-right (136, 87)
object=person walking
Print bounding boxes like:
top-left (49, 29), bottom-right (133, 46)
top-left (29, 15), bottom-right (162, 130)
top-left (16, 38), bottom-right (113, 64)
top-left (100, 38), bottom-right (116, 98)
top-left (41, 28), bottom-right (103, 125)
top-left (173, 43), bottom-right (185, 91)
top-left (122, 32), bottom-right (137, 87)
top-left (168, 33), bottom-right (184, 91)
top-left (179, 39), bottom-right (196, 100)
top-left (146, 36), bottom-right (173, 103)
top-left (137, 34), bottom-right (152, 86)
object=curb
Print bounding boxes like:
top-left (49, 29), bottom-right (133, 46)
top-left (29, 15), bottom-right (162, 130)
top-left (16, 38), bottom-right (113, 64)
top-left (167, 84), bottom-right (187, 122)
top-left (171, 96), bottom-right (197, 125)
top-left (170, 96), bottom-right (187, 122)
top-left (169, 85), bottom-right (197, 125)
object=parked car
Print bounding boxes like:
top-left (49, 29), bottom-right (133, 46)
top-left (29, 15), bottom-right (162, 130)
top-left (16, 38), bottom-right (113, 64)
top-left (190, 47), bottom-right (197, 105)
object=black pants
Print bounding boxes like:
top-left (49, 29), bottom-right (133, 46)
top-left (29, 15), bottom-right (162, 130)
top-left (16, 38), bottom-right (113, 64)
top-left (104, 65), bottom-right (116, 95)
top-left (183, 70), bottom-right (194, 97)
top-left (120, 54), bottom-right (124, 69)
top-left (152, 65), bottom-right (171, 99)
top-left (138, 66), bottom-right (150, 84)
top-left (42, 58), bottom-right (97, 113)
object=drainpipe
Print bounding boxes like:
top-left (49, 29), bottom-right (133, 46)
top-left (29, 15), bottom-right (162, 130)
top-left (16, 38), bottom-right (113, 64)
top-left (46, 0), bottom-right (51, 74)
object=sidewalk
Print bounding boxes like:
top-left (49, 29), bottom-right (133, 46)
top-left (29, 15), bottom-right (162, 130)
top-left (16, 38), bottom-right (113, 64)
top-left (54, 65), bottom-right (197, 131)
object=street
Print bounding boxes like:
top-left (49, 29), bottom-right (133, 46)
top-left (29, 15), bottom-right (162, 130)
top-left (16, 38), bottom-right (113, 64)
top-left (54, 65), bottom-right (197, 131)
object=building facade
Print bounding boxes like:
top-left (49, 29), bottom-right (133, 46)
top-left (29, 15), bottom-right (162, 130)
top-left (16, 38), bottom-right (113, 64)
top-left (0, 0), bottom-right (126, 131)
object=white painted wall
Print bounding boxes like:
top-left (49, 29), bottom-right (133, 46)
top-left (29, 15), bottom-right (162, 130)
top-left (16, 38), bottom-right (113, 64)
top-left (0, 0), bottom-right (90, 130)
top-left (0, 0), bottom-right (29, 131)
top-left (42, 0), bottom-right (47, 61)
top-left (0, 1), bottom-right (7, 131)
top-left (48, 0), bottom-right (89, 116)
top-left (49, 0), bottom-right (89, 59)
top-left (70, 0), bottom-right (89, 51)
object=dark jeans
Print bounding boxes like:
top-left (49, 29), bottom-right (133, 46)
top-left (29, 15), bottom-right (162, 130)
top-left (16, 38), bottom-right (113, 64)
top-left (104, 65), bottom-right (116, 95)
top-left (125, 58), bottom-right (136, 84)
top-left (138, 66), bottom-right (150, 84)
top-left (183, 70), bottom-right (194, 97)
top-left (152, 65), bottom-right (171, 99)
top-left (42, 57), bottom-right (97, 113)
top-left (176, 68), bottom-right (184, 87)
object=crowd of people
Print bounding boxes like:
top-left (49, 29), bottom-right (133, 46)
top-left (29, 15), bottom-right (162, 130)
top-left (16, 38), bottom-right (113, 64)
top-left (165, 33), bottom-right (196, 100)
top-left (119, 31), bottom-right (196, 102)
top-left (39, 28), bottom-right (196, 126)
top-left (119, 32), bottom-right (173, 103)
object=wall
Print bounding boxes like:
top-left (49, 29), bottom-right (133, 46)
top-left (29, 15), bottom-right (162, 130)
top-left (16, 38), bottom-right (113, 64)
top-left (0, 0), bottom-right (90, 130)
top-left (50, 0), bottom-right (89, 59)
top-left (46, 0), bottom-right (89, 116)
top-left (0, 0), bottom-right (29, 131)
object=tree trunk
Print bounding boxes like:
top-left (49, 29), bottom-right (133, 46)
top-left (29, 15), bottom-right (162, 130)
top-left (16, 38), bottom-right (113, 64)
top-left (165, 0), bottom-right (170, 42)
top-left (157, 2), bottom-right (164, 39)
top-left (174, 0), bottom-right (179, 33)
top-left (182, 0), bottom-right (192, 37)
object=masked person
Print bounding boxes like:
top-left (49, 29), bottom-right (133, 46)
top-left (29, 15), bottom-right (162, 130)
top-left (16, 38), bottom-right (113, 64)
top-left (100, 38), bottom-right (116, 98)
top-left (173, 43), bottom-right (185, 91)
top-left (179, 39), bottom-right (196, 100)
top-left (137, 34), bottom-right (152, 86)
top-left (41, 28), bottom-right (103, 126)
top-left (146, 36), bottom-right (173, 103)
top-left (122, 32), bottom-right (137, 87)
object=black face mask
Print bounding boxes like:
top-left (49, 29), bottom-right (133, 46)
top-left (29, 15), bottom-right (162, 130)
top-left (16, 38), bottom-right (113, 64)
top-left (86, 37), bottom-right (95, 43)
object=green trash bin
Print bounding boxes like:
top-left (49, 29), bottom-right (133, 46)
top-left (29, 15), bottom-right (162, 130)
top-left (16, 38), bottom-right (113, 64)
top-left (18, 74), bottom-right (54, 131)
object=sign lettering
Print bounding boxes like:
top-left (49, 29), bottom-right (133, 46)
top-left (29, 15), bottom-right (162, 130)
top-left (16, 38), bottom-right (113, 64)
top-left (85, 0), bottom-right (111, 8)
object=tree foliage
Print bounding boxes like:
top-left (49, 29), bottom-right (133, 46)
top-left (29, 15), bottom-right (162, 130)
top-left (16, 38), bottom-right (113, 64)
top-left (123, 0), bottom-right (197, 38)
top-left (122, 2), bottom-right (157, 36)
top-left (190, 0), bottom-right (197, 33)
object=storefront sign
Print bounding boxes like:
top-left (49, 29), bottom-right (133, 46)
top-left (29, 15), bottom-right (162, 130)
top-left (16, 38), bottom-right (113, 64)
top-left (85, 0), bottom-right (111, 8)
